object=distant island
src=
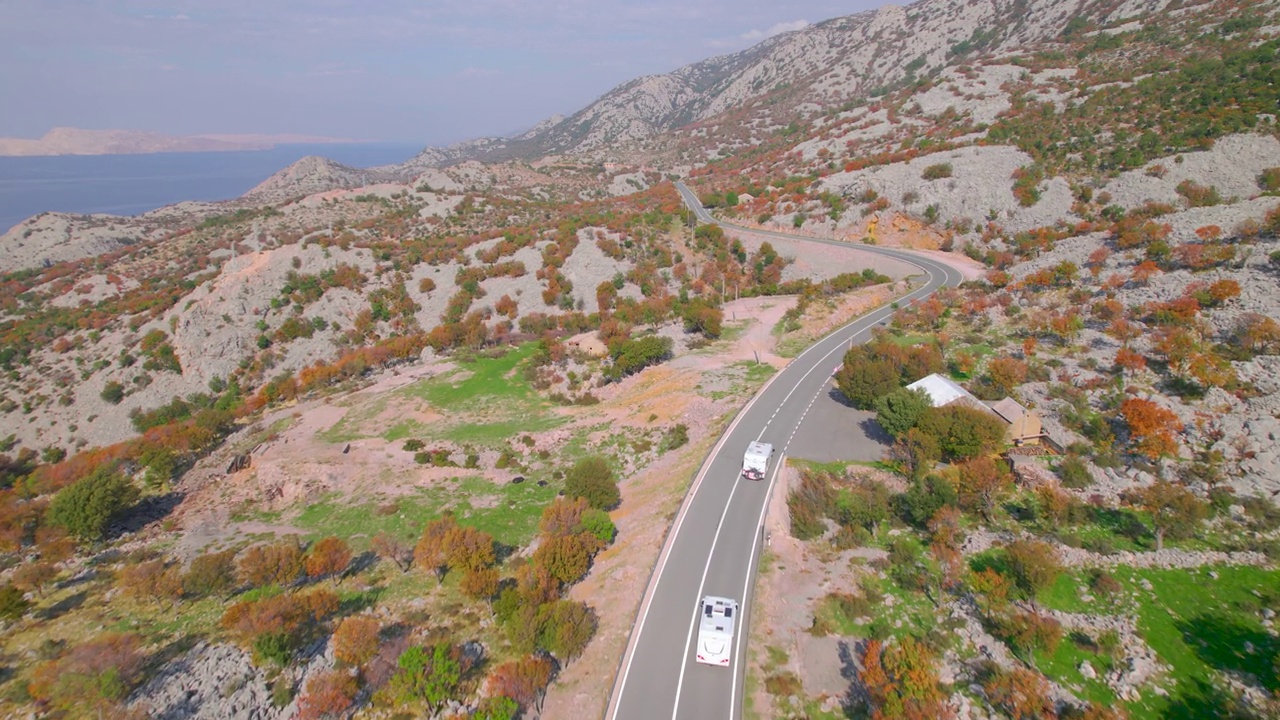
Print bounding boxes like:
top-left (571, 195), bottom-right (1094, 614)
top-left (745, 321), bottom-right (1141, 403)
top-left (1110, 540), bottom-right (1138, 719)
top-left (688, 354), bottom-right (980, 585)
top-left (0, 127), bottom-right (365, 156)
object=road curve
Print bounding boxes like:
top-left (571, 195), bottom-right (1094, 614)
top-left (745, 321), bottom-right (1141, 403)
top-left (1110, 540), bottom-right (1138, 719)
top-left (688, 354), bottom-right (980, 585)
top-left (605, 183), bottom-right (963, 720)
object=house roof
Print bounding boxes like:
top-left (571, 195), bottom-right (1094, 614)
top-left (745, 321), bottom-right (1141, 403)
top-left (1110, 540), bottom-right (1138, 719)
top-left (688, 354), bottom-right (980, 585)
top-left (906, 373), bottom-right (974, 408)
top-left (989, 397), bottom-right (1031, 424)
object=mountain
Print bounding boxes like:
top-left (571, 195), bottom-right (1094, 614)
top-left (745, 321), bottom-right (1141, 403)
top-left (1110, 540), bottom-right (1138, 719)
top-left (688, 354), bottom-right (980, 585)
top-left (242, 156), bottom-right (403, 203)
top-left (0, 127), bottom-right (357, 156)
top-left (388, 0), bottom-right (1120, 168)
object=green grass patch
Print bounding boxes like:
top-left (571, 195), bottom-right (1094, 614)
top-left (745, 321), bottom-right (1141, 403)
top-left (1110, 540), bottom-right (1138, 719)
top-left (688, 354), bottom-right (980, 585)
top-left (884, 332), bottom-right (932, 347)
top-left (1038, 565), bottom-right (1280, 719)
top-left (319, 343), bottom-right (567, 447)
top-left (292, 475), bottom-right (560, 548)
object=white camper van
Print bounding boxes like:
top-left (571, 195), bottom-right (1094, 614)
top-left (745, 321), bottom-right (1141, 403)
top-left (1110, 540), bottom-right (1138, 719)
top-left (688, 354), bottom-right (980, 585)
top-left (696, 595), bottom-right (738, 667)
top-left (741, 441), bottom-right (773, 481)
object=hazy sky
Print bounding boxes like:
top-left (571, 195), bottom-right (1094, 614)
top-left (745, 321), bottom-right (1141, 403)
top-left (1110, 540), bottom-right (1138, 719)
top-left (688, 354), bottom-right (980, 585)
top-left (0, 0), bottom-right (884, 146)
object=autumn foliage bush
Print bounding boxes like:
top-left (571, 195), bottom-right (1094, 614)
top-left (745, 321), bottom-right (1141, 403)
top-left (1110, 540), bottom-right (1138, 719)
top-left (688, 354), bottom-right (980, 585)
top-left (298, 669), bottom-right (358, 720)
top-left (332, 616), bottom-right (381, 667)
top-left (28, 633), bottom-right (146, 715)
top-left (238, 538), bottom-right (305, 588)
top-left (221, 588), bottom-right (340, 663)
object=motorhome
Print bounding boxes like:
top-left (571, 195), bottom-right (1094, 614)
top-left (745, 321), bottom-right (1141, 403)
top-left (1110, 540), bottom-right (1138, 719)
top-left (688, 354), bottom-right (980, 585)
top-left (741, 441), bottom-right (773, 481)
top-left (695, 595), bottom-right (738, 666)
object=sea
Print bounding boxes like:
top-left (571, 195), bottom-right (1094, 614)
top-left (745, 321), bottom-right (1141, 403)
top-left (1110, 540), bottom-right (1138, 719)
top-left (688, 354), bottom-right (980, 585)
top-left (0, 142), bottom-right (424, 233)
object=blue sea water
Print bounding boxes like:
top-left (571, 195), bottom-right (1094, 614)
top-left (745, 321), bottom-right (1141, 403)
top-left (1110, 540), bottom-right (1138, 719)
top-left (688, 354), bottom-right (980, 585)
top-left (0, 143), bottom-right (424, 233)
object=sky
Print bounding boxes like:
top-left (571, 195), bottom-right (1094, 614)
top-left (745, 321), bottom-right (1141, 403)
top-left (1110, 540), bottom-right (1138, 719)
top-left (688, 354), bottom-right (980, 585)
top-left (0, 0), bottom-right (883, 146)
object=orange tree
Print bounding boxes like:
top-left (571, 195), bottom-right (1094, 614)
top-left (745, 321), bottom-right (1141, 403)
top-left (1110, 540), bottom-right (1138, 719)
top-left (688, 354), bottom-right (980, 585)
top-left (860, 636), bottom-right (953, 719)
top-left (1119, 398), bottom-right (1182, 460)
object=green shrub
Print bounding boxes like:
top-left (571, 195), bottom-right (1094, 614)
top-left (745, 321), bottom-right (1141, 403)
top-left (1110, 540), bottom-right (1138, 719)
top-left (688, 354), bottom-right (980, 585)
top-left (1056, 455), bottom-right (1092, 489)
top-left (403, 439), bottom-right (425, 452)
top-left (0, 584), bottom-right (30, 620)
top-left (662, 423), bottom-right (689, 451)
top-left (100, 381), bottom-right (125, 405)
top-left (45, 466), bottom-right (139, 542)
top-left (564, 456), bottom-right (620, 510)
top-left (922, 163), bottom-right (953, 180)
top-left (581, 509), bottom-right (616, 544)
top-left (606, 336), bottom-right (673, 380)
top-left (1259, 167), bottom-right (1280, 194)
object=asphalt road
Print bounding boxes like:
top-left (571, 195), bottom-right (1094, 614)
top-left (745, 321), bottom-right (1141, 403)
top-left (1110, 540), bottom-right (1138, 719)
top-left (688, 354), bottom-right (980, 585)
top-left (604, 183), bottom-right (963, 720)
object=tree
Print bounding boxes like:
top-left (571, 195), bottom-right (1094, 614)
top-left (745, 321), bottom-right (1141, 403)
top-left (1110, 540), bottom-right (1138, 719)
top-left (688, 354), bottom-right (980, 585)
top-left (372, 532), bottom-right (412, 572)
top-left (415, 515), bottom-right (459, 581)
top-left (955, 456), bottom-right (1013, 522)
top-left (860, 636), bottom-right (953, 719)
top-left (1231, 313), bottom-right (1280, 356)
top-left (564, 456), bottom-right (621, 510)
top-left (1004, 540), bottom-right (1062, 599)
top-left (183, 548), bottom-right (238, 599)
top-left (461, 567), bottom-right (501, 602)
top-left (487, 655), bottom-right (555, 714)
top-left (533, 533), bottom-right (603, 586)
top-left (874, 387), bottom-right (932, 439)
top-left (304, 536), bottom-right (352, 580)
top-left (390, 643), bottom-right (463, 712)
top-left (0, 583), bottom-right (30, 620)
top-left (888, 428), bottom-right (941, 481)
top-left (444, 525), bottom-right (496, 574)
top-left (45, 465), bottom-right (139, 542)
top-left (1120, 398), bottom-right (1183, 460)
top-left (11, 562), bottom-right (57, 598)
top-left (1130, 480), bottom-right (1208, 551)
top-left (117, 559), bottom-right (184, 606)
top-left (984, 667), bottom-right (1055, 720)
top-left (537, 600), bottom-right (598, 664)
top-left (539, 496), bottom-right (589, 538)
top-left (985, 356), bottom-right (1028, 398)
top-left (895, 473), bottom-right (958, 528)
top-left (298, 669), bottom-right (358, 720)
top-left (836, 352), bottom-right (900, 410)
top-left (332, 615), bottom-right (381, 667)
top-left (27, 633), bottom-right (145, 715)
top-left (915, 404), bottom-right (1007, 460)
top-left (237, 538), bottom-right (305, 588)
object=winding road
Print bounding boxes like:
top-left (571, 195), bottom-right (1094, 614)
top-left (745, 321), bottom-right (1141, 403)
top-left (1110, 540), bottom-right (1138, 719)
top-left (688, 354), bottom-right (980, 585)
top-left (604, 183), bottom-right (964, 720)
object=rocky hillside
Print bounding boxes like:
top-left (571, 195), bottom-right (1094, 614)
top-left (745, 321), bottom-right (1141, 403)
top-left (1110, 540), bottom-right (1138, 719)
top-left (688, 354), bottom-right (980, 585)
top-left (243, 156), bottom-right (405, 203)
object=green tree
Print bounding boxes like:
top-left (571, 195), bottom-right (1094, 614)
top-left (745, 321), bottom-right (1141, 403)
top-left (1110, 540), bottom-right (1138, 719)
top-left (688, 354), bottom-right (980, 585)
top-left (537, 599), bottom-right (598, 664)
top-left (45, 465), bottom-right (139, 542)
top-left (895, 474), bottom-right (957, 528)
top-left (835, 350), bottom-right (900, 410)
top-left (0, 584), bottom-right (30, 620)
top-left (533, 533), bottom-right (602, 586)
top-left (915, 404), bottom-right (1007, 460)
top-left (888, 427), bottom-right (941, 481)
top-left (874, 387), bottom-right (932, 438)
top-left (1131, 480), bottom-right (1208, 551)
top-left (564, 456), bottom-right (621, 510)
top-left (391, 643), bottom-right (462, 712)
top-left (1004, 540), bottom-right (1062, 599)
